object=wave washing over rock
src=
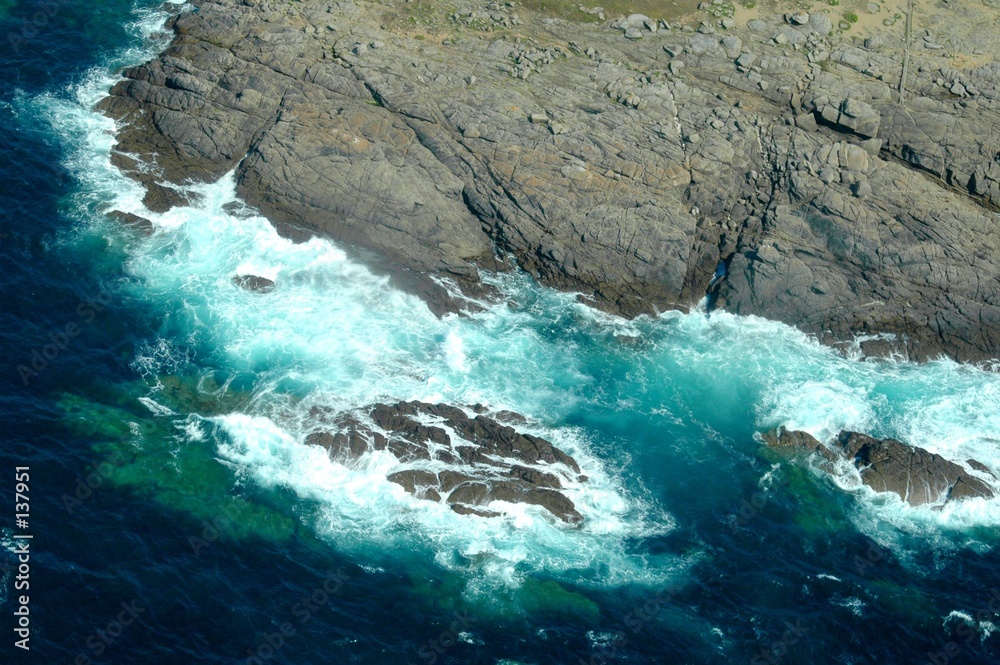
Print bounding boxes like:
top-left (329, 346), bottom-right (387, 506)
top-left (306, 401), bottom-right (588, 523)
top-left (28, 0), bottom-right (1000, 570)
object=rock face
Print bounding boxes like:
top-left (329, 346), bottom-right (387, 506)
top-left (305, 401), bottom-right (585, 524)
top-left (762, 427), bottom-right (996, 506)
top-left (99, 0), bottom-right (1000, 361)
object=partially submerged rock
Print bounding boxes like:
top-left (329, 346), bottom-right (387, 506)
top-left (836, 431), bottom-right (995, 504)
top-left (305, 401), bottom-right (585, 524)
top-left (231, 274), bottom-right (275, 293)
top-left (107, 210), bottom-right (154, 236)
top-left (762, 427), bottom-right (996, 506)
top-left (760, 427), bottom-right (827, 453)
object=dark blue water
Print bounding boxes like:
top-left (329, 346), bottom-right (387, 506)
top-left (1, 2), bottom-right (999, 664)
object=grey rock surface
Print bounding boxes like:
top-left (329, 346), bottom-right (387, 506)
top-left (107, 209), bottom-right (154, 236)
top-left (99, 0), bottom-right (1000, 361)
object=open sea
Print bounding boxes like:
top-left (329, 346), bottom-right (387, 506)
top-left (1, 2), bottom-right (999, 663)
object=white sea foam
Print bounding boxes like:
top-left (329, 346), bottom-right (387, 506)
top-left (757, 379), bottom-right (877, 442)
top-left (585, 630), bottom-right (622, 649)
top-left (944, 610), bottom-right (997, 642)
top-left (138, 396), bottom-right (176, 417)
top-left (36, 48), bottom-right (678, 584)
top-left (833, 596), bottom-right (865, 617)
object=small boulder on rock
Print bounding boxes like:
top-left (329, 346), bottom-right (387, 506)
top-left (612, 13), bottom-right (653, 32)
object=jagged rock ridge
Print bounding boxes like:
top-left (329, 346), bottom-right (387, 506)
top-left (762, 426), bottom-right (996, 506)
top-left (305, 401), bottom-right (587, 523)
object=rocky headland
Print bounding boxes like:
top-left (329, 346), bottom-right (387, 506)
top-left (99, 0), bottom-right (1000, 361)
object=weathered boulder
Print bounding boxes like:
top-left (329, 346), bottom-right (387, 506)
top-left (808, 13), bottom-right (833, 35)
top-left (611, 14), bottom-right (653, 32)
top-left (305, 401), bottom-right (585, 524)
top-left (817, 97), bottom-right (881, 138)
top-left (762, 427), bottom-right (996, 506)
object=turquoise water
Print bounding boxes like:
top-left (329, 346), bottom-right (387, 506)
top-left (1, 2), bottom-right (999, 663)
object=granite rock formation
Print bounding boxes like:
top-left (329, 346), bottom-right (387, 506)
top-left (98, 0), bottom-right (1000, 361)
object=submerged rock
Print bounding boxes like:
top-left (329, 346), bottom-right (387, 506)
top-left (107, 209), bottom-right (154, 236)
top-left (762, 427), bottom-right (996, 506)
top-left (232, 274), bottom-right (275, 293)
top-left (306, 401), bottom-right (585, 524)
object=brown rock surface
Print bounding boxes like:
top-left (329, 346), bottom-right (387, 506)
top-left (762, 427), bottom-right (997, 506)
top-left (107, 209), bottom-right (154, 236)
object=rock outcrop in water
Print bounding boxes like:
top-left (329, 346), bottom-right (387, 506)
top-left (98, 0), bottom-right (1000, 361)
top-left (231, 274), bottom-right (275, 292)
top-left (305, 401), bottom-right (586, 523)
top-left (107, 209), bottom-right (154, 236)
top-left (762, 427), bottom-right (997, 506)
